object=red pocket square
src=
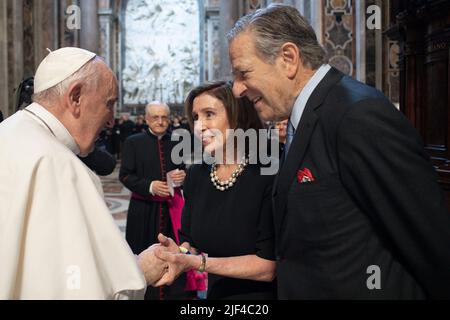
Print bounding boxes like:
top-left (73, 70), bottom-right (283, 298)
top-left (297, 168), bottom-right (315, 183)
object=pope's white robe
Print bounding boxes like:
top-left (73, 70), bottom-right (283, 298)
top-left (0, 103), bottom-right (146, 299)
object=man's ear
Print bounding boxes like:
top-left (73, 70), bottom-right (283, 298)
top-left (280, 42), bottom-right (301, 79)
top-left (66, 82), bottom-right (83, 118)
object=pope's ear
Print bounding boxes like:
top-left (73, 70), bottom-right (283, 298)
top-left (66, 82), bottom-right (83, 118)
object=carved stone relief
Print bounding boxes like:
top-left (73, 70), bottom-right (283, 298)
top-left (122, 0), bottom-right (201, 105)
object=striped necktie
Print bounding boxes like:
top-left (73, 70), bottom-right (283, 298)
top-left (284, 119), bottom-right (295, 160)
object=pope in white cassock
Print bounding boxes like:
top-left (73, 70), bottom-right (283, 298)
top-left (0, 48), bottom-right (168, 299)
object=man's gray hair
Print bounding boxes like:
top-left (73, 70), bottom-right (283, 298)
top-left (145, 101), bottom-right (170, 117)
top-left (226, 4), bottom-right (327, 70)
top-left (32, 56), bottom-right (102, 103)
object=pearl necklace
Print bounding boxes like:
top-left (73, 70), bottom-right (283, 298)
top-left (210, 158), bottom-right (249, 191)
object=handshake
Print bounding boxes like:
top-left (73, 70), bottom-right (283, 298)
top-left (136, 233), bottom-right (202, 287)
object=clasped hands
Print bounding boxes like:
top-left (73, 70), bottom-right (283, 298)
top-left (152, 169), bottom-right (186, 197)
top-left (137, 233), bottom-right (200, 287)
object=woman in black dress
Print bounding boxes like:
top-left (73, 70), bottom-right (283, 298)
top-left (155, 81), bottom-right (277, 299)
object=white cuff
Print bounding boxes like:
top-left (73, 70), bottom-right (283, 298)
top-left (149, 181), bottom-right (155, 195)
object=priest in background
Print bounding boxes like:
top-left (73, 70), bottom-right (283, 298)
top-left (120, 102), bottom-right (191, 300)
top-left (0, 47), bottom-right (168, 299)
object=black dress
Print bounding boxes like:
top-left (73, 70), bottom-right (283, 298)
top-left (180, 163), bottom-right (277, 300)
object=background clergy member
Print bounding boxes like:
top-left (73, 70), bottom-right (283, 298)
top-left (120, 102), bottom-right (190, 300)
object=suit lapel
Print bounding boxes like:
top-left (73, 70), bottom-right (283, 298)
top-left (273, 67), bottom-right (345, 235)
top-left (273, 110), bottom-right (318, 234)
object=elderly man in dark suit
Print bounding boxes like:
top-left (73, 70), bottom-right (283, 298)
top-left (227, 4), bottom-right (450, 299)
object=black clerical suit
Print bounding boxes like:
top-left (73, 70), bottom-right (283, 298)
top-left (273, 67), bottom-right (450, 299)
top-left (79, 147), bottom-right (116, 176)
top-left (119, 130), bottom-right (189, 300)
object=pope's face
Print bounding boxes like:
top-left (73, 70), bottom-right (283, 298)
top-left (79, 63), bottom-right (117, 154)
top-left (229, 31), bottom-right (292, 122)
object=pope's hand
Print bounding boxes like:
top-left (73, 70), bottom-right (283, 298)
top-left (137, 245), bottom-right (169, 286)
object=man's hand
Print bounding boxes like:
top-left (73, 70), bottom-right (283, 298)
top-left (137, 245), bottom-right (169, 286)
top-left (170, 169), bottom-right (186, 186)
top-left (152, 181), bottom-right (170, 197)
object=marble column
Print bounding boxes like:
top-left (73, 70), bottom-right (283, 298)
top-left (98, 0), bottom-right (114, 67)
top-left (219, 0), bottom-right (240, 79)
top-left (79, 0), bottom-right (99, 53)
top-left (58, 0), bottom-right (79, 48)
top-left (311, 0), bottom-right (323, 44)
top-left (0, 0), bottom-right (25, 118)
top-left (23, 0), bottom-right (35, 78)
top-left (33, 0), bottom-right (58, 67)
top-left (205, 6), bottom-right (220, 81)
top-left (9, 0), bottom-right (24, 105)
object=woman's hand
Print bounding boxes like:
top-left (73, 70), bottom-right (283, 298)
top-left (153, 233), bottom-right (203, 286)
top-left (157, 233), bottom-right (180, 253)
top-left (153, 249), bottom-right (201, 286)
top-left (180, 242), bottom-right (198, 255)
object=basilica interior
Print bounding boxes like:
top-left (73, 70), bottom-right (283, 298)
top-left (1, 0), bottom-right (450, 212)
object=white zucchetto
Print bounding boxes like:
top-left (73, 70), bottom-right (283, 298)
top-left (34, 47), bottom-right (96, 94)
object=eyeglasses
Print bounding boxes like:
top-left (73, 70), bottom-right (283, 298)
top-left (149, 116), bottom-right (169, 122)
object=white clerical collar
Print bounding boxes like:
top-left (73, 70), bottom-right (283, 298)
top-left (149, 128), bottom-right (164, 140)
top-left (290, 64), bottom-right (332, 131)
top-left (25, 103), bottom-right (81, 155)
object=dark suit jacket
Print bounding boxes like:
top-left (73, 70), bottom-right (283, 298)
top-left (79, 147), bottom-right (116, 176)
top-left (273, 67), bottom-right (450, 299)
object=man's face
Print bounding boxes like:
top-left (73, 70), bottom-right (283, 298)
top-left (80, 64), bottom-right (117, 153)
top-left (229, 31), bottom-right (293, 122)
top-left (146, 105), bottom-right (170, 136)
top-left (275, 119), bottom-right (288, 143)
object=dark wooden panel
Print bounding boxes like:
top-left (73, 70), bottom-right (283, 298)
top-left (389, 0), bottom-right (450, 208)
